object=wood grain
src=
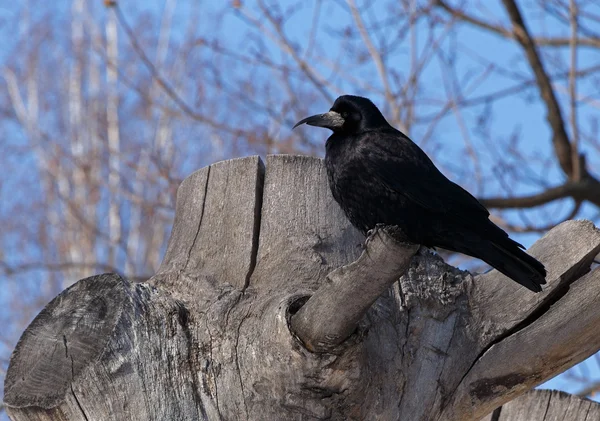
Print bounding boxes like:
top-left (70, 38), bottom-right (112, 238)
top-left (480, 389), bottom-right (600, 420)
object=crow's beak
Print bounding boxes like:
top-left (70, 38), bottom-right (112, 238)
top-left (293, 111), bottom-right (345, 130)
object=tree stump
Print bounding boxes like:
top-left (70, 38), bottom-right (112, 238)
top-left (4, 155), bottom-right (600, 421)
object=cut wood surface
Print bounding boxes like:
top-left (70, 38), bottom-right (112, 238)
top-left (4, 155), bottom-right (600, 421)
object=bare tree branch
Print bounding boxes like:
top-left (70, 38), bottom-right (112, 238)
top-left (482, 176), bottom-right (600, 209)
top-left (111, 5), bottom-right (248, 136)
top-left (346, 0), bottom-right (398, 123)
top-left (569, 0), bottom-right (581, 180)
top-left (0, 261), bottom-right (124, 277)
top-left (500, 0), bottom-right (574, 177)
top-left (435, 0), bottom-right (600, 48)
top-left (489, 200), bottom-right (583, 233)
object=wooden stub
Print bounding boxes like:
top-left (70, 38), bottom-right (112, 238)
top-left (291, 227), bottom-right (419, 352)
top-left (4, 156), bottom-right (600, 421)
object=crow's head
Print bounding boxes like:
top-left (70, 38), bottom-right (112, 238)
top-left (293, 95), bottom-right (389, 133)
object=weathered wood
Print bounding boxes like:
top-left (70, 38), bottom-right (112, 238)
top-left (5, 273), bottom-right (203, 420)
top-left (4, 274), bottom-right (126, 409)
top-left (480, 389), bottom-right (600, 420)
top-left (4, 155), bottom-right (600, 421)
top-left (158, 156), bottom-right (264, 291)
top-left (446, 261), bottom-right (600, 420)
top-left (291, 226), bottom-right (419, 352)
top-left (472, 220), bottom-right (600, 338)
top-left (440, 220), bottom-right (600, 421)
top-left (251, 154), bottom-right (363, 289)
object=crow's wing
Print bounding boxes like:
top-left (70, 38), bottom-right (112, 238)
top-left (361, 130), bottom-right (489, 218)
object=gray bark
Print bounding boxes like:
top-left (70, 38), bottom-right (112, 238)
top-left (4, 155), bottom-right (600, 421)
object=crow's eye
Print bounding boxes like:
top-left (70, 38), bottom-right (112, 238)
top-left (341, 111), bottom-right (348, 118)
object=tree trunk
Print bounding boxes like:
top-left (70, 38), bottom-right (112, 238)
top-left (4, 155), bottom-right (600, 421)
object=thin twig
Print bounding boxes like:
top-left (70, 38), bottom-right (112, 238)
top-left (0, 261), bottom-right (123, 277)
top-left (112, 4), bottom-right (247, 135)
top-left (569, 0), bottom-right (580, 180)
top-left (346, 0), bottom-right (398, 123)
top-left (435, 0), bottom-right (600, 48)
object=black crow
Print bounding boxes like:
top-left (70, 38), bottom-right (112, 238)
top-left (294, 95), bottom-right (546, 292)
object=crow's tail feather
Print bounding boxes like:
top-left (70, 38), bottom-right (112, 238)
top-left (478, 240), bottom-right (546, 292)
top-left (438, 231), bottom-right (547, 292)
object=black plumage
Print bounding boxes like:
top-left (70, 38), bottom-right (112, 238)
top-left (294, 95), bottom-right (546, 292)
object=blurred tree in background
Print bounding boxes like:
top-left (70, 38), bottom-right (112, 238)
top-left (1, 0), bottom-right (599, 416)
